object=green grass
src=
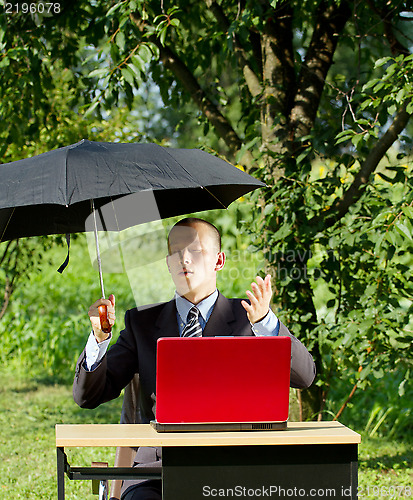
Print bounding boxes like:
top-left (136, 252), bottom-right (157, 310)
top-left (358, 438), bottom-right (413, 499)
top-left (1, 372), bottom-right (412, 499)
top-left (0, 373), bottom-right (122, 499)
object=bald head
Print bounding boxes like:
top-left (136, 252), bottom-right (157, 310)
top-left (167, 218), bottom-right (221, 254)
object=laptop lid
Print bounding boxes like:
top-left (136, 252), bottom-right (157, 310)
top-left (155, 336), bottom-right (291, 425)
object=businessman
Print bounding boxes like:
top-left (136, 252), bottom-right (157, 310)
top-left (73, 217), bottom-right (316, 500)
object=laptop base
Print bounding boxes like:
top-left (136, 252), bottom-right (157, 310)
top-left (150, 420), bottom-right (287, 432)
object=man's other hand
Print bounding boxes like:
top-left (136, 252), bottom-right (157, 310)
top-left (241, 275), bottom-right (272, 324)
top-left (88, 294), bottom-right (116, 342)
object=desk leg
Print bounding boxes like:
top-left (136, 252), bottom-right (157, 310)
top-left (57, 447), bottom-right (66, 500)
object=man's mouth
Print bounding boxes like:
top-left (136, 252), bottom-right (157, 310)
top-left (180, 269), bottom-right (193, 276)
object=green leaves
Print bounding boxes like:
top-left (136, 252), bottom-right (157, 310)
top-left (362, 54), bottom-right (413, 115)
top-left (154, 6), bottom-right (181, 46)
top-left (106, 1), bottom-right (127, 17)
top-left (334, 54), bottom-right (413, 155)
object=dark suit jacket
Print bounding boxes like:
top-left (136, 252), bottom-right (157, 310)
top-left (73, 292), bottom-right (316, 494)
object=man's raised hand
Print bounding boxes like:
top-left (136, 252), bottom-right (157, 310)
top-left (241, 275), bottom-right (272, 324)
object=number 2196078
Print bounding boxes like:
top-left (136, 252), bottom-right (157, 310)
top-left (4, 3), bottom-right (61, 14)
top-left (359, 485), bottom-right (412, 497)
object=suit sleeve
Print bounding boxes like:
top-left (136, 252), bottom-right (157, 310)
top-left (277, 320), bottom-right (316, 389)
top-left (73, 309), bottom-right (139, 409)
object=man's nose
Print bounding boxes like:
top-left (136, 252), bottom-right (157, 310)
top-left (179, 248), bottom-right (191, 264)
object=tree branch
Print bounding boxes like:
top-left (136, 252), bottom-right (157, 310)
top-left (314, 107), bottom-right (412, 228)
top-left (366, 0), bottom-right (411, 56)
top-left (333, 380), bottom-right (358, 421)
top-left (0, 240), bottom-right (13, 268)
top-left (234, 0), bottom-right (263, 75)
top-left (289, 0), bottom-right (352, 141)
top-left (309, 3), bottom-right (412, 228)
top-left (257, 1), bottom-right (296, 165)
top-left (208, 1), bottom-right (263, 98)
top-left (0, 277), bottom-right (11, 321)
top-left (130, 12), bottom-right (249, 162)
top-left (261, 0), bottom-right (296, 118)
top-left (156, 41), bottom-right (247, 157)
top-left (0, 240), bottom-right (17, 320)
top-left (248, 26), bottom-right (263, 80)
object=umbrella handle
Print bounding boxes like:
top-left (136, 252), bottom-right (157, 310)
top-left (98, 304), bottom-right (112, 334)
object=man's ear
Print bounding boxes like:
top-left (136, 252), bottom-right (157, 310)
top-left (215, 251), bottom-right (225, 271)
top-left (166, 254), bottom-right (171, 273)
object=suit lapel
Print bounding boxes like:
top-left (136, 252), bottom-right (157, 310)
top-left (155, 299), bottom-right (180, 339)
top-left (203, 292), bottom-right (235, 337)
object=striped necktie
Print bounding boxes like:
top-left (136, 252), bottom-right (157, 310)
top-left (182, 306), bottom-right (203, 337)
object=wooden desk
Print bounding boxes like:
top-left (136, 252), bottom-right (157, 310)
top-left (56, 421), bottom-right (360, 499)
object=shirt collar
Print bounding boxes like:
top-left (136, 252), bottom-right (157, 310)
top-left (175, 289), bottom-right (219, 323)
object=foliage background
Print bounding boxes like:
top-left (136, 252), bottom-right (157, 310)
top-left (0, 3), bottom-right (412, 494)
top-left (1, 0), bottom-right (413, 422)
top-left (0, 0), bottom-right (413, 498)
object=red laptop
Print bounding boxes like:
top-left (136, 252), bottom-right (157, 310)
top-left (151, 336), bottom-right (291, 432)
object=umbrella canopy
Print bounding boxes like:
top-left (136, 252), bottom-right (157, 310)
top-left (0, 139), bottom-right (264, 242)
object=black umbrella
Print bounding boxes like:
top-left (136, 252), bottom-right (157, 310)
top-left (0, 140), bottom-right (264, 240)
top-left (0, 139), bottom-right (265, 330)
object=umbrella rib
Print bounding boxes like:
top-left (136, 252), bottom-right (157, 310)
top-left (162, 148), bottom-right (203, 187)
top-left (110, 197), bottom-right (122, 232)
top-left (97, 206), bottom-right (108, 232)
top-left (161, 147), bottom-right (231, 209)
top-left (200, 185), bottom-right (227, 210)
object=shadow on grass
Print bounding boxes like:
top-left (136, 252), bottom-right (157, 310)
top-left (3, 374), bottom-right (69, 394)
top-left (67, 395), bottom-right (124, 424)
top-left (360, 451), bottom-right (413, 471)
top-left (0, 367), bottom-right (124, 427)
top-left (359, 434), bottom-right (413, 472)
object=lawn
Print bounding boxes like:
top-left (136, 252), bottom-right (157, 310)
top-left (0, 375), bottom-right (122, 499)
top-left (1, 373), bottom-right (411, 499)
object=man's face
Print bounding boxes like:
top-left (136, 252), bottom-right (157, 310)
top-left (166, 222), bottom-right (225, 303)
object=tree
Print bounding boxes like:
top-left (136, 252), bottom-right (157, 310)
top-left (1, 0), bottom-right (412, 418)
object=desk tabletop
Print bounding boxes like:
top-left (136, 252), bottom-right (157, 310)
top-left (56, 421), bottom-right (360, 447)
